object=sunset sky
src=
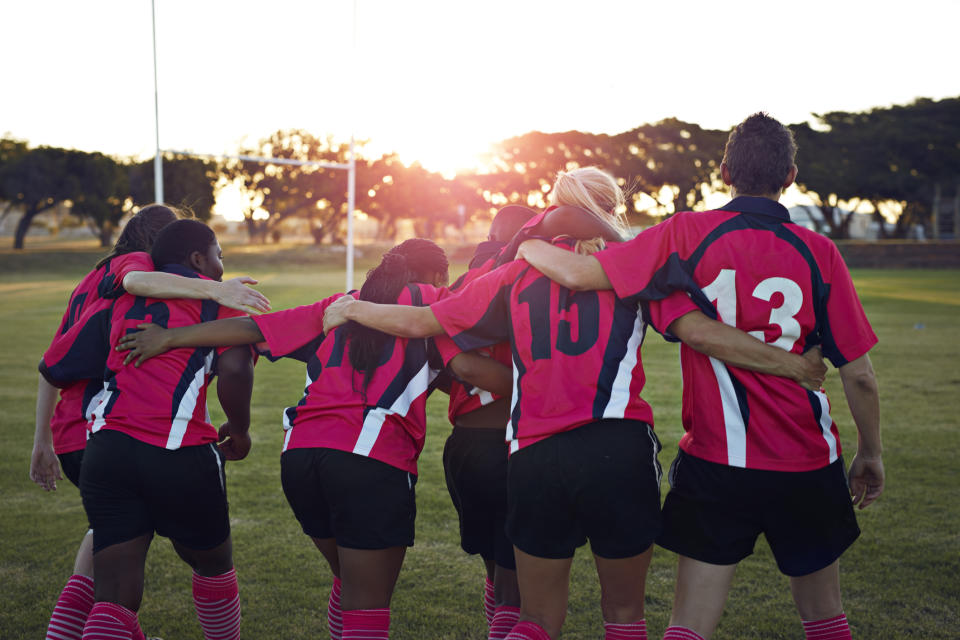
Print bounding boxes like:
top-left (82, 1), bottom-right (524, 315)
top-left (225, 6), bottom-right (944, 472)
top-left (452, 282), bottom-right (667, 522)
top-left (3, 0), bottom-right (958, 177)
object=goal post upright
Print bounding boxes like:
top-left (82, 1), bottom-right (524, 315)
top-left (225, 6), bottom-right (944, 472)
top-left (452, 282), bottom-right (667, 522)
top-left (150, 0), bottom-right (358, 291)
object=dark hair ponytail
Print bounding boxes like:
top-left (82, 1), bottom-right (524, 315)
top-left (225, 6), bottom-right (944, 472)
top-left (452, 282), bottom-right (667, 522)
top-left (95, 203), bottom-right (182, 269)
top-left (345, 238), bottom-right (449, 393)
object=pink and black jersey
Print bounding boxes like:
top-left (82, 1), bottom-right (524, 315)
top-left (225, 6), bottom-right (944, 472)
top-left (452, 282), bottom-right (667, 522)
top-left (446, 241), bottom-right (512, 425)
top-left (431, 244), bottom-right (654, 454)
top-left (39, 252), bottom-right (153, 454)
top-left (44, 264), bottom-right (248, 449)
top-left (253, 284), bottom-right (460, 475)
top-left (596, 196), bottom-right (877, 471)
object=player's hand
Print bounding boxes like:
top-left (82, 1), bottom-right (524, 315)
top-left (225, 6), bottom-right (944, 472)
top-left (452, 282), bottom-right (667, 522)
top-left (30, 442), bottom-right (62, 491)
top-left (797, 346), bottom-right (827, 391)
top-left (323, 296), bottom-right (354, 333)
top-left (848, 453), bottom-right (884, 509)
top-left (116, 323), bottom-right (170, 367)
top-left (213, 277), bottom-right (271, 314)
top-left (218, 422), bottom-right (251, 461)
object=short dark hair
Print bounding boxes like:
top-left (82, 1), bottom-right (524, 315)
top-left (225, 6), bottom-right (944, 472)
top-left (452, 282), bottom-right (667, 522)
top-left (489, 205), bottom-right (537, 242)
top-left (723, 112), bottom-right (797, 196)
top-left (150, 219), bottom-right (216, 269)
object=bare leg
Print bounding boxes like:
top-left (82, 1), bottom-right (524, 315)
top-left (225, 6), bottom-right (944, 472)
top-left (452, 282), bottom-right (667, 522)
top-left (513, 546), bottom-right (573, 639)
top-left (73, 529), bottom-right (95, 577)
top-left (594, 545), bottom-right (653, 623)
top-left (338, 546), bottom-right (407, 611)
top-left (790, 560), bottom-right (843, 621)
top-left (494, 564), bottom-right (521, 608)
top-left (92, 534), bottom-right (153, 611)
top-left (311, 536), bottom-right (342, 578)
top-left (668, 555), bottom-right (738, 639)
top-left (171, 536), bottom-right (234, 577)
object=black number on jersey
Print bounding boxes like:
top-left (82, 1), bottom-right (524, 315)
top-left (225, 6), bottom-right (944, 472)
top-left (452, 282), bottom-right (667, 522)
top-left (124, 297), bottom-right (171, 330)
top-left (517, 276), bottom-right (601, 359)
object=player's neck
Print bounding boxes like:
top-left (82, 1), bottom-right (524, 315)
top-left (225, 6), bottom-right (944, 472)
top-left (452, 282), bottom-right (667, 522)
top-left (730, 188), bottom-right (782, 201)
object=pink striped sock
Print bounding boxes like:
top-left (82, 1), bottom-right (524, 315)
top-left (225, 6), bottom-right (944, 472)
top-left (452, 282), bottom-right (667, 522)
top-left (504, 620), bottom-right (552, 640)
top-left (802, 613), bottom-right (852, 640)
top-left (47, 574), bottom-right (95, 640)
top-left (192, 568), bottom-right (241, 640)
top-left (662, 626), bottom-right (706, 640)
top-left (488, 605), bottom-right (520, 640)
top-left (328, 577), bottom-right (343, 640)
top-left (604, 619), bottom-right (647, 639)
top-left (81, 602), bottom-right (141, 640)
top-left (483, 576), bottom-right (496, 627)
top-left (342, 608), bottom-right (390, 639)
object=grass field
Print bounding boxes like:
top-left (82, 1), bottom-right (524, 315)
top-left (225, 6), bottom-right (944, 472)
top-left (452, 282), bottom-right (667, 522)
top-left (1, 242), bottom-right (958, 639)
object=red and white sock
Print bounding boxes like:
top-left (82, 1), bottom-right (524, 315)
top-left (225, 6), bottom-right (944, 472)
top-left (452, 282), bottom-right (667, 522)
top-left (81, 602), bottom-right (142, 640)
top-left (327, 577), bottom-right (343, 640)
top-left (483, 576), bottom-right (496, 627)
top-left (802, 613), bottom-right (852, 639)
top-left (504, 620), bottom-right (552, 640)
top-left (488, 605), bottom-right (520, 640)
top-left (662, 626), bottom-right (705, 640)
top-left (604, 619), bottom-right (647, 639)
top-left (192, 568), bottom-right (241, 640)
top-left (342, 608), bottom-right (390, 639)
top-left (47, 574), bottom-right (95, 640)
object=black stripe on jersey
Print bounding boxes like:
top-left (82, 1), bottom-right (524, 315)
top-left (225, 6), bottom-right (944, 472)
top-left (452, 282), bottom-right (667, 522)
top-left (98, 372), bottom-right (121, 420)
top-left (40, 307), bottom-right (113, 386)
top-left (169, 299), bottom-right (220, 421)
top-left (284, 353), bottom-right (323, 428)
top-left (170, 346), bottom-right (214, 420)
top-left (806, 386), bottom-right (824, 433)
top-left (63, 292), bottom-right (88, 334)
top-left (451, 275), bottom-right (521, 353)
top-left (81, 378), bottom-right (104, 417)
top-left (592, 299), bottom-right (644, 417)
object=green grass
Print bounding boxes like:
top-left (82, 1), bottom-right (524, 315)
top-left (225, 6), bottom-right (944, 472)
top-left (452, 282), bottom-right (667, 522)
top-left (1, 243), bottom-right (958, 639)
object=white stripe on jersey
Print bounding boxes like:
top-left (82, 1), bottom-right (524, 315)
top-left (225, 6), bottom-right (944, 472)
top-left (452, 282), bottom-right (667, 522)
top-left (352, 362), bottom-right (437, 457)
top-left (165, 350), bottom-right (215, 450)
top-left (814, 390), bottom-right (839, 463)
top-left (602, 312), bottom-right (645, 419)
top-left (707, 354), bottom-right (747, 468)
top-left (507, 360), bottom-right (521, 454)
top-left (473, 388), bottom-right (495, 405)
top-left (88, 386), bottom-right (112, 433)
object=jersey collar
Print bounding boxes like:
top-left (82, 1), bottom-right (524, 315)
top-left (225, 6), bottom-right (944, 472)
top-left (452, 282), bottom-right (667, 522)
top-left (718, 196), bottom-right (791, 222)
top-left (160, 263), bottom-right (203, 279)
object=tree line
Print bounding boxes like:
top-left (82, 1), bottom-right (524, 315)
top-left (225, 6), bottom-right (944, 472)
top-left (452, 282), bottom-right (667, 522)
top-left (2, 97), bottom-right (957, 249)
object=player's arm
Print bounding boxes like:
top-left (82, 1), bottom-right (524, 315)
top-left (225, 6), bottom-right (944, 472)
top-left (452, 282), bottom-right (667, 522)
top-left (536, 205), bottom-right (624, 242)
top-left (838, 353), bottom-right (883, 509)
top-left (668, 311), bottom-right (827, 390)
top-left (117, 317), bottom-right (265, 367)
top-left (515, 239), bottom-right (612, 291)
top-left (448, 352), bottom-right (513, 399)
top-left (30, 374), bottom-right (62, 491)
top-left (323, 297), bottom-right (443, 337)
top-left (122, 271), bottom-right (271, 313)
top-left (214, 346), bottom-right (255, 461)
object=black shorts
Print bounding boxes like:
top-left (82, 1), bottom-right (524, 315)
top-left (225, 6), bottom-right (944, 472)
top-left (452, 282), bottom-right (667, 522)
top-left (657, 449), bottom-right (861, 577)
top-left (80, 430), bottom-right (231, 554)
top-left (506, 419), bottom-right (662, 560)
top-left (58, 450), bottom-right (85, 489)
top-left (281, 447), bottom-right (418, 550)
top-left (443, 427), bottom-right (514, 570)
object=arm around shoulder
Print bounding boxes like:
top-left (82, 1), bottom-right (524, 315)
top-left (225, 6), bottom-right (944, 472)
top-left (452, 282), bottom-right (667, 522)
top-left (515, 239), bottom-right (612, 291)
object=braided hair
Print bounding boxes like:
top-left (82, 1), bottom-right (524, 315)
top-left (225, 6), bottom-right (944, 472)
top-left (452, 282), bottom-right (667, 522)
top-left (345, 238), bottom-right (449, 393)
top-left (95, 203), bottom-right (182, 269)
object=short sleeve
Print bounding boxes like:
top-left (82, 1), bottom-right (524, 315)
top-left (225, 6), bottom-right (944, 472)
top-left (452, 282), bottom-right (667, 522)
top-left (645, 289), bottom-right (700, 340)
top-left (431, 263), bottom-right (517, 352)
top-left (820, 247), bottom-right (877, 366)
top-left (252, 293), bottom-right (347, 359)
top-left (101, 252), bottom-right (154, 298)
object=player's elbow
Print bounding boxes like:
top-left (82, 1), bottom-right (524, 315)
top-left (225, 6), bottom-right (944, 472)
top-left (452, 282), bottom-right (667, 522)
top-left (839, 355), bottom-right (878, 394)
top-left (121, 272), bottom-right (149, 296)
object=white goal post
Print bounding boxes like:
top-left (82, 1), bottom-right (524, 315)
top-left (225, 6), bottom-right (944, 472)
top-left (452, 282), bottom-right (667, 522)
top-left (150, 0), bottom-right (359, 291)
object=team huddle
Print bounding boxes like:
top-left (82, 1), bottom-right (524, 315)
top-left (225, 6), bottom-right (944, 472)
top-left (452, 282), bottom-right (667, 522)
top-left (31, 113), bottom-right (883, 640)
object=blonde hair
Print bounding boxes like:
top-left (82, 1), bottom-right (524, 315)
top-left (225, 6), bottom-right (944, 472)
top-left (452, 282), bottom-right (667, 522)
top-left (547, 166), bottom-right (629, 237)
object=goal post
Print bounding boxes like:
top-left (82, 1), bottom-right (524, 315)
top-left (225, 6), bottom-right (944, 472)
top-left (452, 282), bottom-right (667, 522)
top-left (150, 0), bottom-right (359, 290)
